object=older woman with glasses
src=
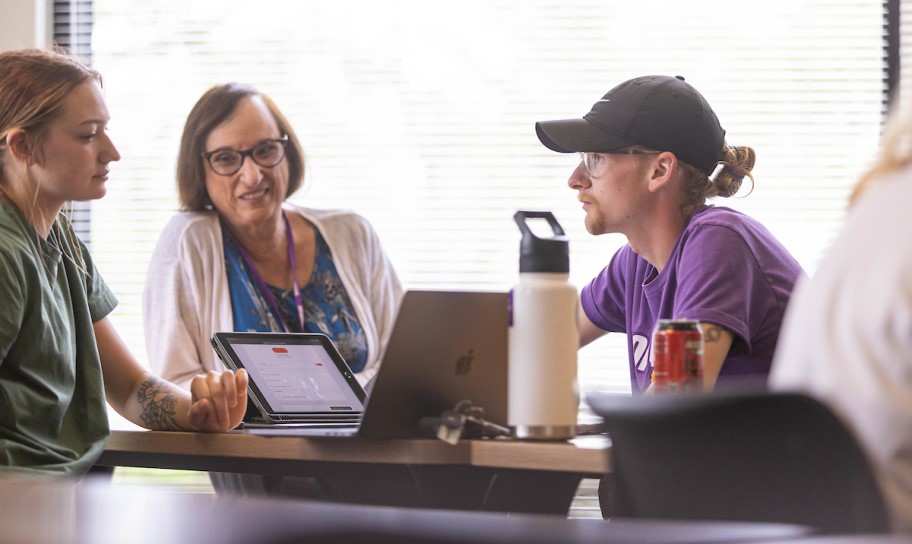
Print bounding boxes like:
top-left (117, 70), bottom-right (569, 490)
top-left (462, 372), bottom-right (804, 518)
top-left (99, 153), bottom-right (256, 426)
top-left (143, 83), bottom-right (403, 496)
top-left (146, 82), bottom-right (402, 388)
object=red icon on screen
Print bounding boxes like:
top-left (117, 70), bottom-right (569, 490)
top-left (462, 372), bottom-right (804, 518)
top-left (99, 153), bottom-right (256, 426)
top-left (272, 347), bottom-right (288, 354)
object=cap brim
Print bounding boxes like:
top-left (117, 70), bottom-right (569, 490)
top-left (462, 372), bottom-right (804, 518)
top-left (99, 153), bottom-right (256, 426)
top-left (535, 118), bottom-right (633, 153)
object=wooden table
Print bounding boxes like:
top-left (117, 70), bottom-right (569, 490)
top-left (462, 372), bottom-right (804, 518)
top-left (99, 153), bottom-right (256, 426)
top-left (0, 478), bottom-right (815, 544)
top-left (98, 430), bottom-right (609, 514)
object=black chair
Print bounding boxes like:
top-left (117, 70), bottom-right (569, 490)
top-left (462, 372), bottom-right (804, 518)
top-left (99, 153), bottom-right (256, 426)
top-left (587, 391), bottom-right (890, 535)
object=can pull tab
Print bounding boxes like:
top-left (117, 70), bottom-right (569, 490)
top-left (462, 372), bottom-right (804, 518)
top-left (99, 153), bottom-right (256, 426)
top-left (513, 210), bottom-right (569, 274)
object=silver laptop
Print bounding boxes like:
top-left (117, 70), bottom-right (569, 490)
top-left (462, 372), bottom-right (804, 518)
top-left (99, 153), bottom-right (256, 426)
top-left (358, 289), bottom-right (508, 439)
top-left (211, 289), bottom-right (509, 438)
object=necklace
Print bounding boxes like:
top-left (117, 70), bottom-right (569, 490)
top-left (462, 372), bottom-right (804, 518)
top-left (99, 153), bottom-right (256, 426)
top-left (227, 212), bottom-right (305, 333)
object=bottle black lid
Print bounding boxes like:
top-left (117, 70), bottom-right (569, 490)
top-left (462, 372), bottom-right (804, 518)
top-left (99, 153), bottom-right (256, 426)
top-left (514, 210), bottom-right (569, 273)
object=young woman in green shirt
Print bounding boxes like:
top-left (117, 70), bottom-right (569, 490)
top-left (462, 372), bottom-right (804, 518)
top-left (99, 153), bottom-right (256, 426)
top-left (0, 48), bottom-right (248, 475)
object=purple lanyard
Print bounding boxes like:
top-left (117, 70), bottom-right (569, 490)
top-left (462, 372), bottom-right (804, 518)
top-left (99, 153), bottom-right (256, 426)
top-left (229, 213), bottom-right (305, 333)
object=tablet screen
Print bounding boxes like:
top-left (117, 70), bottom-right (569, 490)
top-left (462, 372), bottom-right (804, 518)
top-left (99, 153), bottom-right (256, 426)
top-left (211, 332), bottom-right (365, 416)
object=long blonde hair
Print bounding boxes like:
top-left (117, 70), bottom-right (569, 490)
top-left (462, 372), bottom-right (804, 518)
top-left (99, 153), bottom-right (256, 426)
top-left (851, 103), bottom-right (912, 204)
top-left (0, 48), bottom-right (101, 272)
top-left (0, 49), bottom-right (101, 172)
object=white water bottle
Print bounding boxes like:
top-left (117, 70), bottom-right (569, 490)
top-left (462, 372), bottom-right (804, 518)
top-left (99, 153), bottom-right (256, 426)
top-left (508, 211), bottom-right (579, 440)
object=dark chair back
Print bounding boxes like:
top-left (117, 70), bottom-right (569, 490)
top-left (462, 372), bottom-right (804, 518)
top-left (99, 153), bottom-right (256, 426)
top-left (587, 391), bottom-right (890, 534)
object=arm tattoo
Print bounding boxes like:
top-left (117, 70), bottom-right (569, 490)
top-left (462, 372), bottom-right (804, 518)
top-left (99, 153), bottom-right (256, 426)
top-left (136, 378), bottom-right (181, 430)
top-left (703, 324), bottom-right (723, 343)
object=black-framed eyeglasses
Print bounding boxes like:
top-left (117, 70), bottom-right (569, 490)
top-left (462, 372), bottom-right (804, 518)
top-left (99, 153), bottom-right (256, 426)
top-left (578, 149), bottom-right (660, 179)
top-left (202, 135), bottom-right (289, 176)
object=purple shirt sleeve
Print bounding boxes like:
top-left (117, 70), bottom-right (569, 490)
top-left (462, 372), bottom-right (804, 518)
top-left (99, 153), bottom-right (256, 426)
top-left (581, 206), bottom-right (803, 393)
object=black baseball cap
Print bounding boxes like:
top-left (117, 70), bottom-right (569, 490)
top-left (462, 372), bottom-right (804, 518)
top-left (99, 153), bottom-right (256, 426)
top-left (535, 75), bottom-right (725, 176)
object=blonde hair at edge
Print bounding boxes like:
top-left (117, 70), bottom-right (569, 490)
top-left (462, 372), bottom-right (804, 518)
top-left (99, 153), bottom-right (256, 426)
top-left (678, 143), bottom-right (756, 217)
top-left (0, 48), bottom-right (101, 273)
top-left (851, 103), bottom-right (912, 204)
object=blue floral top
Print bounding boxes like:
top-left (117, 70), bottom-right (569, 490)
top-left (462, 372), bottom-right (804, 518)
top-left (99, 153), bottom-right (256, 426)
top-left (223, 228), bottom-right (368, 372)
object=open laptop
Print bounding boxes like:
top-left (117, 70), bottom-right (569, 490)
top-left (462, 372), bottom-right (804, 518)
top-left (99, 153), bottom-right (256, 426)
top-left (211, 289), bottom-right (509, 438)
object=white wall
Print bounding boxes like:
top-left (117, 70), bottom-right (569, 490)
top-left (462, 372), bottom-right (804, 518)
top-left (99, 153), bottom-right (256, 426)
top-left (0, 0), bottom-right (49, 51)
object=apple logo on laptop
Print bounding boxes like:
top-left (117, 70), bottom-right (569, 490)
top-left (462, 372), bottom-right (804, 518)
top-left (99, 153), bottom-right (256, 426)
top-left (455, 349), bottom-right (474, 376)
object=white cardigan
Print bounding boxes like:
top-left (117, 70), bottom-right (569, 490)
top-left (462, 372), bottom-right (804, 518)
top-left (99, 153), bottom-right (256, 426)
top-left (771, 167), bottom-right (912, 531)
top-left (143, 204), bottom-right (403, 389)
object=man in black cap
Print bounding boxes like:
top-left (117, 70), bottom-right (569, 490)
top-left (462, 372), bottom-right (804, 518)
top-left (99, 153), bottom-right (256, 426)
top-left (536, 75), bottom-right (804, 393)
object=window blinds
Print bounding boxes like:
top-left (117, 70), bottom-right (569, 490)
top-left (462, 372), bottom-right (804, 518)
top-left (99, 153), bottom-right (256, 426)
top-left (88, 0), bottom-right (888, 400)
top-left (53, 0), bottom-right (94, 243)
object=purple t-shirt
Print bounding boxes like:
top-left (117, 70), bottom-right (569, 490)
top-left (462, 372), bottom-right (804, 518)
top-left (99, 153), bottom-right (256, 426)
top-left (581, 205), bottom-right (804, 393)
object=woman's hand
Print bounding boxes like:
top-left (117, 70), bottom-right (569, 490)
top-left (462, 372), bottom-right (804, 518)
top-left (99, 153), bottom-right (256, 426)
top-left (188, 369), bottom-right (249, 431)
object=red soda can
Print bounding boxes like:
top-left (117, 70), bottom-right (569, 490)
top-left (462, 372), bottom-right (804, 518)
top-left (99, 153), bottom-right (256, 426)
top-left (652, 319), bottom-right (704, 393)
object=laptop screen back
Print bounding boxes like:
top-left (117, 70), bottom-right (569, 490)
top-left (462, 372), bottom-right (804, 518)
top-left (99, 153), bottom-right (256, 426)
top-left (357, 290), bottom-right (509, 438)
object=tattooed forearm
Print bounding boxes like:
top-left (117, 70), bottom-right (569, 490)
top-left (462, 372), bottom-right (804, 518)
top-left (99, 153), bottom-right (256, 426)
top-left (703, 324), bottom-right (723, 343)
top-left (136, 378), bottom-right (181, 430)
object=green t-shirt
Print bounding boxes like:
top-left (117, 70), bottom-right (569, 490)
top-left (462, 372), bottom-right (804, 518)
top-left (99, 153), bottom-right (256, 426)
top-left (0, 198), bottom-right (117, 475)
